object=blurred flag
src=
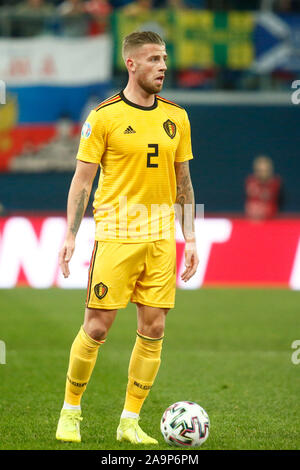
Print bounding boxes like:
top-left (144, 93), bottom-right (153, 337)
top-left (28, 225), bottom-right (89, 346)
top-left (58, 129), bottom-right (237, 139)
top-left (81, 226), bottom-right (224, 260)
top-left (0, 35), bottom-right (112, 171)
top-left (253, 12), bottom-right (300, 73)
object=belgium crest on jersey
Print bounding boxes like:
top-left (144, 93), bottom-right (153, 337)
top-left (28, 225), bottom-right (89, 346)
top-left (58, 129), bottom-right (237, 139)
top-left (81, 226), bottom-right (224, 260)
top-left (163, 119), bottom-right (176, 139)
top-left (94, 282), bottom-right (108, 299)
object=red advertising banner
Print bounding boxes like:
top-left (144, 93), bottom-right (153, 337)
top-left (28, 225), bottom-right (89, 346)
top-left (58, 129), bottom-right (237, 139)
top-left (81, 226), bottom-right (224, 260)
top-left (203, 219), bottom-right (300, 287)
top-left (0, 216), bottom-right (299, 290)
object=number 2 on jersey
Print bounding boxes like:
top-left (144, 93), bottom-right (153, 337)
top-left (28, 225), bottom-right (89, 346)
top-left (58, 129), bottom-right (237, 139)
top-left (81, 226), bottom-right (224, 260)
top-left (147, 144), bottom-right (158, 168)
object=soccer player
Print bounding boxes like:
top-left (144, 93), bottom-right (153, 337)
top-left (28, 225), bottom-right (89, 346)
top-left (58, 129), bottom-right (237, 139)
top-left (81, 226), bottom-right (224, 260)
top-left (56, 31), bottom-right (199, 445)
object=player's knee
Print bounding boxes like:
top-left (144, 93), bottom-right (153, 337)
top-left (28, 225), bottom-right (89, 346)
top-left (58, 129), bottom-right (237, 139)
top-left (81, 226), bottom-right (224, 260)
top-left (147, 324), bottom-right (165, 339)
top-left (84, 318), bottom-right (108, 341)
top-left (140, 315), bottom-right (168, 339)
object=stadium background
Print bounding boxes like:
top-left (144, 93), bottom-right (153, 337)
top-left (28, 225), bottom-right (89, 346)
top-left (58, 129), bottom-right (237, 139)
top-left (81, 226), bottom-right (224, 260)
top-left (0, 0), bottom-right (300, 451)
top-left (1, 0), bottom-right (300, 290)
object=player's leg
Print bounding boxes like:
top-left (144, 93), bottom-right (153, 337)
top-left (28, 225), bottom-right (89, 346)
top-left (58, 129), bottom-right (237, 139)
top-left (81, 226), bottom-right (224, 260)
top-left (56, 241), bottom-right (146, 442)
top-left (124, 303), bottom-right (167, 417)
top-left (117, 304), bottom-right (168, 445)
top-left (56, 307), bottom-right (117, 442)
top-left (64, 307), bottom-right (117, 407)
top-left (117, 238), bottom-right (176, 444)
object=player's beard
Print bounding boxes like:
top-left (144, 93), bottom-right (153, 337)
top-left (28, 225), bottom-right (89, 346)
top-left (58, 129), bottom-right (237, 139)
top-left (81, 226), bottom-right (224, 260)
top-left (137, 75), bottom-right (163, 96)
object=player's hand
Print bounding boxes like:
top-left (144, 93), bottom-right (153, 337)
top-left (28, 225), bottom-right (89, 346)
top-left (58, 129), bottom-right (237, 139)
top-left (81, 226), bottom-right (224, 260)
top-left (59, 237), bottom-right (75, 278)
top-left (181, 240), bottom-right (199, 282)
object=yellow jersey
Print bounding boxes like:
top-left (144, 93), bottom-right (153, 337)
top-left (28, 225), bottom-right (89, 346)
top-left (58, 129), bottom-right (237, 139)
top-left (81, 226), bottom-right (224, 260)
top-left (76, 91), bottom-right (193, 242)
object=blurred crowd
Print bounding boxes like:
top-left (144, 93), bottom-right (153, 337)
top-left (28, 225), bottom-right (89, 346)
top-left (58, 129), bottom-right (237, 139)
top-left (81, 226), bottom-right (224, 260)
top-left (245, 155), bottom-right (283, 221)
top-left (0, 0), bottom-right (114, 36)
top-left (0, 0), bottom-right (300, 37)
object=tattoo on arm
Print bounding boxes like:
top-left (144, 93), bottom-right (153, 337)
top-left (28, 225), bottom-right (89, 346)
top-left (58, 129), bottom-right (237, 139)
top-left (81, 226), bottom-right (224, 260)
top-left (175, 161), bottom-right (195, 239)
top-left (70, 188), bottom-right (89, 236)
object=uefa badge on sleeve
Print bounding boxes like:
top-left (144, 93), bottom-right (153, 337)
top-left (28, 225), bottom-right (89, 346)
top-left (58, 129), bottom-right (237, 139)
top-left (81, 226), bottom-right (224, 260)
top-left (81, 122), bottom-right (92, 139)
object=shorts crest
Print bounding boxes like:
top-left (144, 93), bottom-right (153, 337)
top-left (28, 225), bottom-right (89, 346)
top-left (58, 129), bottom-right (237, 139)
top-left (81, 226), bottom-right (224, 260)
top-left (94, 282), bottom-right (108, 300)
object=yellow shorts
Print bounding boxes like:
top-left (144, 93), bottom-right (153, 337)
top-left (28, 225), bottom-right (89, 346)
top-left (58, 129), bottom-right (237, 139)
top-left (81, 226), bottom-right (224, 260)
top-left (86, 239), bottom-right (176, 310)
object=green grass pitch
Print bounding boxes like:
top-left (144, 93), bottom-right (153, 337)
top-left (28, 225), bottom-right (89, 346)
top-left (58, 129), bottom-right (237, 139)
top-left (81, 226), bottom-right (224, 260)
top-left (0, 287), bottom-right (299, 450)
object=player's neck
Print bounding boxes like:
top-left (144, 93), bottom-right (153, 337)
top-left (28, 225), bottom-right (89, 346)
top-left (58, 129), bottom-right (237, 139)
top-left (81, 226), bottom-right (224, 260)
top-left (122, 85), bottom-right (156, 108)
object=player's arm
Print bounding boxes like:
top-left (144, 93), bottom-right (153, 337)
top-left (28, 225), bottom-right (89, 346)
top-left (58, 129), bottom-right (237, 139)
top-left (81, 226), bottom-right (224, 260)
top-left (174, 160), bottom-right (199, 282)
top-left (59, 159), bottom-right (98, 278)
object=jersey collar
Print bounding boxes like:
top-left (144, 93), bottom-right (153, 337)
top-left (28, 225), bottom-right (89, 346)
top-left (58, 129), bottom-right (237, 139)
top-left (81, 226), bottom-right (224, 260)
top-left (120, 90), bottom-right (158, 111)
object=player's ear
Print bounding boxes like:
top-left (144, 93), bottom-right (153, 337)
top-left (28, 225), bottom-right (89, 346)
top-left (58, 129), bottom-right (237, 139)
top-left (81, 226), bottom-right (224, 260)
top-left (126, 57), bottom-right (136, 73)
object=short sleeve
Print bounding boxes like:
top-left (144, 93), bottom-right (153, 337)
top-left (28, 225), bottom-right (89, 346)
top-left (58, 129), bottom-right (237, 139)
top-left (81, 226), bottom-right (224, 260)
top-left (175, 110), bottom-right (194, 163)
top-left (76, 109), bottom-right (106, 164)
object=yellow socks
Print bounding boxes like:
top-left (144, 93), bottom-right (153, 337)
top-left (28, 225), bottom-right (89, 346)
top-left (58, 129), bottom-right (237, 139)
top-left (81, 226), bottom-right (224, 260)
top-left (123, 331), bottom-right (164, 415)
top-left (64, 327), bottom-right (162, 415)
top-left (64, 326), bottom-right (105, 406)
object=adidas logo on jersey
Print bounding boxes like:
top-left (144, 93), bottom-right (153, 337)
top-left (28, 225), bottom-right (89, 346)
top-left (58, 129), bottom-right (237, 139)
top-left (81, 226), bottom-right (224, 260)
top-left (124, 126), bottom-right (136, 134)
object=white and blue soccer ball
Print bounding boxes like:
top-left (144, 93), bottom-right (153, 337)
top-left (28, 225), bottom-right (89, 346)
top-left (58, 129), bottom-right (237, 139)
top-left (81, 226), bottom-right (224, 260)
top-left (160, 401), bottom-right (210, 447)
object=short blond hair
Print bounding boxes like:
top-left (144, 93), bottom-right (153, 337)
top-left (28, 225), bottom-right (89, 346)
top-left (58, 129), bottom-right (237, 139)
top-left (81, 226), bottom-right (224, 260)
top-left (122, 31), bottom-right (165, 62)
